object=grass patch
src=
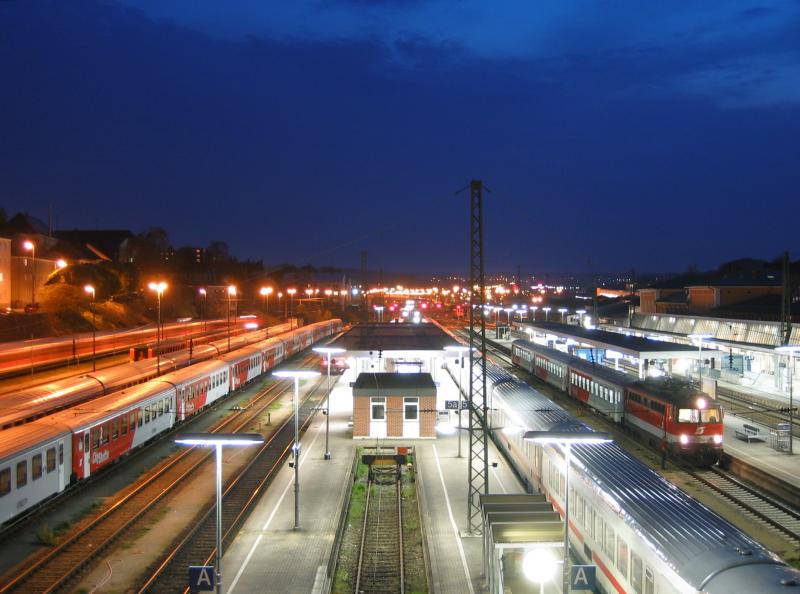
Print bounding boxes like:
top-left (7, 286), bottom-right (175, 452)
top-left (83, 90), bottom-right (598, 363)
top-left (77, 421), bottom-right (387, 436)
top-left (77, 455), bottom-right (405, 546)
top-left (332, 450), bottom-right (370, 594)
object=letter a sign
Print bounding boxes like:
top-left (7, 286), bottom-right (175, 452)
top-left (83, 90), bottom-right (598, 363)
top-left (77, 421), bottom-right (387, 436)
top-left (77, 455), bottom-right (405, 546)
top-left (570, 565), bottom-right (596, 590)
top-left (189, 565), bottom-right (216, 592)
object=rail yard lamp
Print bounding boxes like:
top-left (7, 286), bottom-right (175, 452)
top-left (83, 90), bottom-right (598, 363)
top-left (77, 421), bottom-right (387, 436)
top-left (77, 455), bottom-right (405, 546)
top-left (558, 307), bottom-right (568, 323)
top-left (175, 433), bottom-right (264, 594)
top-left (272, 369), bottom-right (320, 529)
top-left (148, 282), bottom-right (167, 375)
top-left (198, 288), bottom-right (207, 333)
top-left (531, 305), bottom-right (538, 321)
top-left (575, 309), bottom-right (586, 327)
top-left (775, 344), bottom-right (800, 455)
top-left (313, 346), bottom-right (345, 460)
top-left (524, 431), bottom-right (612, 594)
top-left (84, 285), bottom-right (96, 371)
top-left (287, 288), bottom-right (296, 325)
top-left (542, 307), bottom-right (551, 322)
top-left (23, 240), bottom-right (35, 307)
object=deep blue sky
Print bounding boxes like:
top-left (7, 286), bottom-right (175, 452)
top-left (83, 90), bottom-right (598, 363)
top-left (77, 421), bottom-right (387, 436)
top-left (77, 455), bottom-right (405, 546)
top-left (2, 1), bottom-right (799, 275)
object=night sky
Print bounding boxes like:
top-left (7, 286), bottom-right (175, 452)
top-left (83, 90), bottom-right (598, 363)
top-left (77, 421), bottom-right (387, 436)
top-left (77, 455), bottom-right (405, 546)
top-left (2, 1), bottom-right (799, 275)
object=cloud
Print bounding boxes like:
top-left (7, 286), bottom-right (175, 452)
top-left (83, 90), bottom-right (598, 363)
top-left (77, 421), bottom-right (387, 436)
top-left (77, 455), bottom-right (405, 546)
top-left (675, 52), bottom-right (800, 107)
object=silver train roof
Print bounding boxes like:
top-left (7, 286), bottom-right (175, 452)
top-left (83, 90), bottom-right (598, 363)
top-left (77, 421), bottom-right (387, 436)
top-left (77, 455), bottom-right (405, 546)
top-left (458, 358), bottom-right (794, 591)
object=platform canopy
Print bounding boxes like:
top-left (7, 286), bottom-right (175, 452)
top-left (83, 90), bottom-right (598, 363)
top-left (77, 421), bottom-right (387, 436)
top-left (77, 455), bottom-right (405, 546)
top-left (325, 322), bottom-right (454, 357)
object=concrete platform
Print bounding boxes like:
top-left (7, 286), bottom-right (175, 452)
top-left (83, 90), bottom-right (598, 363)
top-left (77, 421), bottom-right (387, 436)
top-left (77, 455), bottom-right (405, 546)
top-left (722, 416), bottom-right (800, 490)
top-left (222, 365), bottom-right (526, 594)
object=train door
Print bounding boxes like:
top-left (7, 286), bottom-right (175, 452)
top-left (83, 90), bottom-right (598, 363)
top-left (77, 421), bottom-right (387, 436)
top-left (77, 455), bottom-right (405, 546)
top-left (58, 440), bottom-right (65, 491)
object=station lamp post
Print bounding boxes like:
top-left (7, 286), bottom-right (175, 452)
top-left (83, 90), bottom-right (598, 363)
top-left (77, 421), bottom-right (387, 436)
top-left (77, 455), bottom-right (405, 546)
top-left (575, 309), bottom-right (586, 327)
top-left (175, 433), bottom-right (264, 594)
top-left (374, 305), bottom-right (384, 322)
top-left (444, 345), bottom-right (473, 458)
top-left (524, 430), bottom-right (612, 594)
top-left (278, 292), bottom-right (284, 320)
top-left (542, 307), bottom-right (551, 322)
top-left (84, 285), bottom-right (96, 371)
top-left (23, 240), bottom-right (35, 306)
top-left (273, 370), bottom-right (320, 529)
top-left (558, 308), bottom-right (568, 323)
top-left (531, 305), bottom-right (538, 321)
top-left (148, 282), bottom-right (167, 375)
top-left (688, 333), bottom-right (713, 389)
top-left (313, 346), bottom-right (346, 460)
top-left (775, 344), bottom-right (800, 455)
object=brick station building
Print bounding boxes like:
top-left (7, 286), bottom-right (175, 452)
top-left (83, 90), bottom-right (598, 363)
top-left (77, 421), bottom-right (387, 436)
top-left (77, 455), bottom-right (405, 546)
top-left (352, 372), bottom-right (436, 439)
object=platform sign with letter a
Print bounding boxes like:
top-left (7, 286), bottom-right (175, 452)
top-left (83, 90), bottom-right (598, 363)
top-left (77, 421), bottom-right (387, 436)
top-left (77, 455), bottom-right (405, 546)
top-left (189, 565), bottom-right (216, 591)
top-left (570, 565), bottom-right (596, 590)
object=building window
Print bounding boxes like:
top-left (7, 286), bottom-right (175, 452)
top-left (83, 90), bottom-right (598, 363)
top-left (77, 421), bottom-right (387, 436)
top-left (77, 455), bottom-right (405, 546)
top-left (371, 398), bottom-right (385, 421)
top-left (404, 397), bottom-right (419, 420)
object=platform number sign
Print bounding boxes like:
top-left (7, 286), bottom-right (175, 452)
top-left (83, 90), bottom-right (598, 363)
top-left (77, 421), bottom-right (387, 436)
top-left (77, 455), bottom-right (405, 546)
top-left (189, 565), bottom-right (216, 591)
top-left (570, 565), bottom-right (596, 590)
top-left (445, 400), bottom-right (459, 410)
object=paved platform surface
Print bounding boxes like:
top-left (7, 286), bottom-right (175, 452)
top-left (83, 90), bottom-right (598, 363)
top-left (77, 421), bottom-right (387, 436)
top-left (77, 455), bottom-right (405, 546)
top-left (722, 416), bottom-right (799, 488)
top-left (222, 364), bottom-right (526, 593)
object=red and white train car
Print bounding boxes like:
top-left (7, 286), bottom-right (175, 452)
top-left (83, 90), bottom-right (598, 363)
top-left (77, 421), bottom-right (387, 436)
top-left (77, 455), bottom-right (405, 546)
top-left (511, 339), bottom-right (723, 465)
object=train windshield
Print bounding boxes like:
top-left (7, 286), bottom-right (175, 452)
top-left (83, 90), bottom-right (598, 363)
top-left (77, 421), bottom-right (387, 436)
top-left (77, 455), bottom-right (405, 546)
top-left (678, 407), bottom-right (721, 423)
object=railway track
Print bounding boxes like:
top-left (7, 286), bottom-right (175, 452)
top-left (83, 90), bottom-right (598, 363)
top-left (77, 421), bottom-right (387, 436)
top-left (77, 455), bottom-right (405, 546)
top-left (715, 385), bottom-right (800, 435)
top-left (138, 371), bottom-right (327, 594)
top-left (0, 354), bottom-right (317, 594)
top-left (687, 467), bottom-right (800, 549)
top-left (355, 468), bottom-right (404, 594)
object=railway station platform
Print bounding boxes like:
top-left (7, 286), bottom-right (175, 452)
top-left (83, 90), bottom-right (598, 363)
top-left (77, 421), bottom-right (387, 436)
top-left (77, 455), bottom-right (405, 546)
top-left (222, 364), bottom-right (526, 594)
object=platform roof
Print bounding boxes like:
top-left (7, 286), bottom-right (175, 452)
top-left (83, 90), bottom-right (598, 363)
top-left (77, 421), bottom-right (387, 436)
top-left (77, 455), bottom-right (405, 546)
top-left (326, 322), bottom-right (453, 355)
top-left (517, 322), bottom-right (704, 360)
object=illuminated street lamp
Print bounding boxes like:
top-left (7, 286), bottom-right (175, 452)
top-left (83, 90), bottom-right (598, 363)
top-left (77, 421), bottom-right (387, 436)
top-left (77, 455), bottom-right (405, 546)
top-left (575, 309), bottom-right (586, 327)
top-left (542, 307), bottom-right (551, 321)
top-left (775, 344), bottom-right (800, 455)
top-left (23, 240), bottom-right (35, 306)
top-left (226, 285), bottom-right (237, 352)
top-left (273, 369), bottom-right (321, 529)
top-left (260, 286), bottom-right (273, 314)
top-left (313, 346), bottom-right (346, 460)
top-left (287, 288), bottom-right (297, 324)
top-left (531, 305), bottom-right (538, 321)
top-left (558, 307), bottom-right (568, 323)
top-left (444, 345), bottom-right (473, 458)
top-left (148, 282), bottom-right (167, 375)
top-left (84, 285), bottom-right (96, 371)
top-left (525, 430), bottom-right (612, 594)
top-left (55, 259), bottom-right (67, 269)
top-left (175, 433), bottom-right (263, 594)
top-left (523, 548), bottom-right (559, 594)
top-left (688, 333), bottom-right (713, 389)
top-left (278, 292), bottom-right (284, 320)
top-left (198, 288), bottom-right (207, 333)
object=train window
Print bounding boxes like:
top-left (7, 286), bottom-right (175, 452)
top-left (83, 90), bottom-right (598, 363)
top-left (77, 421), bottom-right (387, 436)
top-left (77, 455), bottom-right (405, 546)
top-left (16, 461), bottom-right (27, 488)
top-left (617, 539), bottom-right (628, 579)
top-left (678, 409), bottom-right (700, 423)
top-left (47, 448), bottom-right (56, 472)
top-left (587, 507), bottom-right (595, 539)
top-left (121, 415), bottom-right (128, 436)
top-left (0, 468), bottom-right (9, 496)
top-left (157, 400), bottom-right (163, 417)
top-left (630, 551), bottom-right (643, 593)
top-left (144, 406), bottom-right (150, 423)
top-left (92, 428), bottom-right (100, 450)
top-left (164, 398), bottom-right (170, 413)
top-left (701, 409), bottom-right (719, 423)
top-left (645, 567), bottom-right (655, 594)
top-left (595, 514), bottom-right (604, 545)
top-left (30, 454), bottom-right (42, 481)
top-left (101, 425), bottom-right (110, 445)
top-left (131, 412), bottom-right (137, 429)
top-left (112, 419), bottom-right (119, 440)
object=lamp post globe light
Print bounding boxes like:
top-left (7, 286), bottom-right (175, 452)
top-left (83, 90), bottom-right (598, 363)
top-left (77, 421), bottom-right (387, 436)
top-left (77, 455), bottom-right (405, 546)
top-left (148, 282), bottom-right (167, 375)
top-left (313, 346), bottom-right (346, 460)
top-left (775, 345), bottom-right (800, 455)
top-left (175, 433), bottom-right (264, 594)
top-left (688, 333), bottom-right (713, 389)
top-left (84, 285), bottom-right (96, 372)
top-left (524, 430), bottom-right (612, 594)
top-left (523, 547), bottom-right (559, 594)
top-left (272, 369), bottom-right (320, 529)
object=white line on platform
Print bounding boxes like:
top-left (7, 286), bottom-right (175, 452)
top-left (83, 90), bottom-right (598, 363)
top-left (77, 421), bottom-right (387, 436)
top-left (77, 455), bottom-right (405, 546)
top-left (491, 464), bottom-right (508, 494)
top-left (228, 421), bottom-right (324, 594)
top-left (432, 443), bottom-right (475, 594)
